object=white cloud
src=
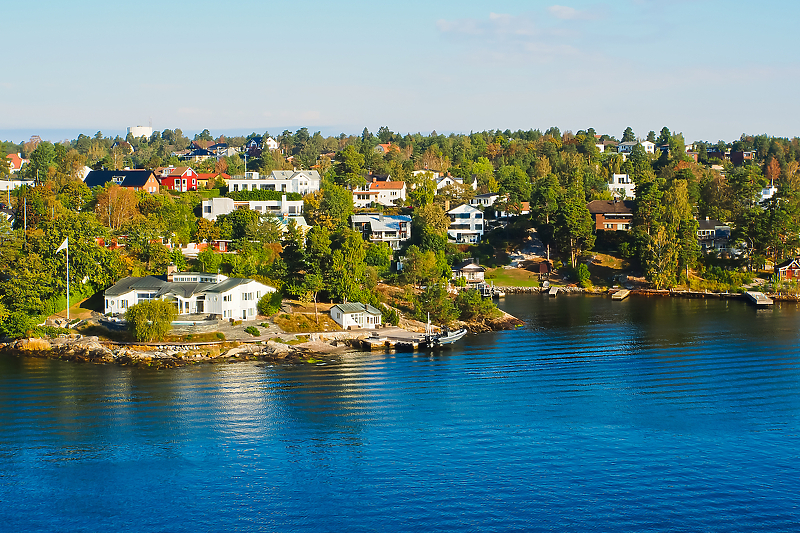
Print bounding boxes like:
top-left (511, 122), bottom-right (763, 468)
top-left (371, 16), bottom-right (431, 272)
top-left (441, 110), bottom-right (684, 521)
top-left (548, 5), bottom-right (607, 21)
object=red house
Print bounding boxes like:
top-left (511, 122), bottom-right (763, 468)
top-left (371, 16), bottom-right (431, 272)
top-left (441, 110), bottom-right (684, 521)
top-left (775, 257), bottom-right (800, 280)
top-left (159, 166), bottom-right (198, 191)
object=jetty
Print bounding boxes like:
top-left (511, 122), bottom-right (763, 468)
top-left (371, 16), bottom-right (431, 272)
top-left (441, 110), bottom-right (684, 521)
top-left (359, 327), bottom-right (427, 351)
top-left (745, 291), bottom-right (773, 307)
top-left (611, 289), bottom-right (630, 300)
top-left (548, 287), bottom-right (559, 297)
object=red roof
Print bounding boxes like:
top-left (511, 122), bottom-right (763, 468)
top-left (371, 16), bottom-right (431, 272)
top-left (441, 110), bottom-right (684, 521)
top-left (5, 153), bottom-right (25, 171)
top-left (370, 181), bottom-right (405, 190)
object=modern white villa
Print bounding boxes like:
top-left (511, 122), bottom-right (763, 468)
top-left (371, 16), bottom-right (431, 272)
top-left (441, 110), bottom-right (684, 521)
top-left (201, 195), bottom-right (304, 221)
top-left (104, 270), bottom-right (275, 320)
top-left (608, 174), bottom-right (636, 199)
top-left (330, 302), bottom-right (383, 330)
top-left (228, 170), bottom-right (321, 195)
top-left (351, 213), bottom-right (412, 250)
top-left (447, 204), bottom-right (484, 243)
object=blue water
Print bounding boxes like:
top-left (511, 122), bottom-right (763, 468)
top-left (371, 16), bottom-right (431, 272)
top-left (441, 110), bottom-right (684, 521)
top-left (2, 294), bottom-right (800, 532)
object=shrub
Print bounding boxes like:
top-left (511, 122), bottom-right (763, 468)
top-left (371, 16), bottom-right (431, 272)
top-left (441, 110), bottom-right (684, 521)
top-left (125, 299), bottom-right (177, 342)
top-left (454, 289), bottom-right (501, 321)
top-left (0, 311), bottom-right (35, 339)
top-left (215, 332), bottom-right (225, 340)
top-left (244, 326), bottom-right (260, 336)
top-left (381, 305), bottom-right (400, 326)
top-left (258, 291), bottom-right (283, 316)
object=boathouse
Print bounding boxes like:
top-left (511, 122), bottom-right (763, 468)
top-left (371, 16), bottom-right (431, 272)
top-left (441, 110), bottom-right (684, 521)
top-left (330, 303), bottom-right (382, 330)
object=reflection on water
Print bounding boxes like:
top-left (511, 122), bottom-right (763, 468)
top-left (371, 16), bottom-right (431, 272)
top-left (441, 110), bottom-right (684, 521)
top-left (2, 294), bottom-right (800, 532)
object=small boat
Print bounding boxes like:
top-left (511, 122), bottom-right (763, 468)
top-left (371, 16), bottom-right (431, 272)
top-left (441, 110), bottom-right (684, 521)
top-left (423, 314), bottom-right (467, 347)
top-left (430, 327), bottom-right (468, 346)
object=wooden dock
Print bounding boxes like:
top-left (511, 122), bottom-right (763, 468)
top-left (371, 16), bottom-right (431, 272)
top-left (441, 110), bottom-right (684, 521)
top-left (358, 327), bottom-right (428, 351)
top-left (548, 287), bottom-right (559, 297)
top-left (611, 289), bottom-right (630, 300)
top-left (745, 291), bottom-right (773, 307)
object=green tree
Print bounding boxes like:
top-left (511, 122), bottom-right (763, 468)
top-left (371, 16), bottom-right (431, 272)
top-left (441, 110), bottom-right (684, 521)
top-left (333, 145), bottom-right (366, 188)
top-left (125, 299), bottom-right (177, 341)
top-left (554, 186), bottom-right (595, 268)
top-left (622, 127), bottom-right (635, 143)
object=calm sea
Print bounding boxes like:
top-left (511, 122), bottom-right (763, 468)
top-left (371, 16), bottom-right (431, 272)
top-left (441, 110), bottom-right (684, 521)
top-left (1, 294), bottom-right (799, 532)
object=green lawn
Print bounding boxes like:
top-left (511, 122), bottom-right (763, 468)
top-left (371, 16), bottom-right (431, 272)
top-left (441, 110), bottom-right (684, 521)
top-left (484, 267), bottom-right (540, 287)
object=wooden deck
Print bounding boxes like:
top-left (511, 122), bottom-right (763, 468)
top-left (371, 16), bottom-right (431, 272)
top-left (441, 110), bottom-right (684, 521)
top-left (611, 289), bottom-right (630, 300)
top-left (745, 291), bottom-right (773, 307)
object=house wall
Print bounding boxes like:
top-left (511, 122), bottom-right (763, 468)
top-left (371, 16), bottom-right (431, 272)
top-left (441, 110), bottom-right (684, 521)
top-left (593, 213), bottom-right (632, 231)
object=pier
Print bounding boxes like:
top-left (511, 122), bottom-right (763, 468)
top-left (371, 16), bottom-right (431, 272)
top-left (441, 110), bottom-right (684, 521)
top-left (745, 291), bottom-right (773, 307)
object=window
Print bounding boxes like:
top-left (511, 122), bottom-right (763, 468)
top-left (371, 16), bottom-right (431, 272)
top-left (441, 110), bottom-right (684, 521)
top-left (204, 205), bottom-right (211, 213)
top-left (475, 213), bottom-right (483, 219)
top-left (223, 294), bottom-right (232, 302)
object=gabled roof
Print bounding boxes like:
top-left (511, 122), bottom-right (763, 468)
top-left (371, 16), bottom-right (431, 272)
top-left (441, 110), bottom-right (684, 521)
top-left (452, 260), bottom-right (485, 273)
top-left (5, 153), bottom-right (26, 170)
top-left (776, 257), bottom-right (800, 270)
top-left (84, 170), bottom-right (157, 188)
top-left (162, 166), bottom-right (194, 177)
top-left (448, 203), bottom-right (481, 214)
top-left (586, 200), bottom-right (634, 215)
top-left (191, 140), bottom-right (215, 150)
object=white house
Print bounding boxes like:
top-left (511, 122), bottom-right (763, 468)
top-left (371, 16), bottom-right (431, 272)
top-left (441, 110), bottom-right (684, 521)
top-left (201, 195), bottom-right (304, 221)
top-left (0, 178), bottom-right (35, 191)
top-left (435, 175), bottom-right (477, 192)
top-left (609, 174), bottom-right (636, 199)
top-left (104, 271), bottom-right (275, 321)
top-left (353, 180), bottom-right (407, 208)
top-left (264, 137), bottom-right (279, 151)
top-left (618, 141), bottom-right (655, 154)
top-left (228, 170), bottom-right (321, 195)
top-left (447, 204), bottom-right (484, 243)
top-left (451, 259), bottom-right (486, 287)
top-left (330, 302), bottom-right (382, 330)
top-left (351, 213), bottom-right (412, 250)
top-left (5, 153), bottom-right (27, 173)
top-left (469, 193), bottom-right (501, 208)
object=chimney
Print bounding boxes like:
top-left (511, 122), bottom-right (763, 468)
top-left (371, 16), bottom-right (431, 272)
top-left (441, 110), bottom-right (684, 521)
top-left (373, 177), bottom-right (377, 183)
top-left (445, 199), bottom-right (450, 211)
top-left (166, 263), bottom-right (178, 281)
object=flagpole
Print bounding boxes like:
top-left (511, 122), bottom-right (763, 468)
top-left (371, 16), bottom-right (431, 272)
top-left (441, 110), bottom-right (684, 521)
top-left (66, 238), bottom-right (69, 322)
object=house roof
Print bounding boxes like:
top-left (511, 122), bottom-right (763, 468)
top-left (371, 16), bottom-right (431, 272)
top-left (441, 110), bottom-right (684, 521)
top-left (474, 192), bottom-right (500, 199)
top-left (452, 260), bottom-right (485, 273)
top-left (191, 140), bottom-right (215, 150)
top-left (370, 181), bottom-right (405, 190)
top-left (104, 276), bottom-right (168, 296)
top-left (5, 153), bottom-right (25, 170)
top-left (332, 302), bottom-right (382, 315)
top-left (163, 166), bottom-right (194, 177)
top-left (352, 213), bottom-right (411, 233)
top-left (448, 203), bottom-right (481, 214)
top-left (776, 257), bottom-right (800, 270)
top-left (202, 277), bottom-right (255, 294)
top-left (84, 170), bottom-right (157, 189)
top-left (697, 218), bottom-right (727, 230)
top-left (586, 200), bottom-right (634, 215)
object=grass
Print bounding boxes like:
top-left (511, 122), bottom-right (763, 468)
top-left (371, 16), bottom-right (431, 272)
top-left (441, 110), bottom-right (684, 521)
top-left (165, 332), bottom-right (226, 343)
top-left (78, 324), bottom-right (133, 342)
top-left (484, 267), bottom-right (540, 287)
top-left (274, 313), bottom-right (340, 333)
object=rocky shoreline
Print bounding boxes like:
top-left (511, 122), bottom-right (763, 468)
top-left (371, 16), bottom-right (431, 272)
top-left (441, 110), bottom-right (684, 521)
top-left (0, 312), bottom-right (526, 369)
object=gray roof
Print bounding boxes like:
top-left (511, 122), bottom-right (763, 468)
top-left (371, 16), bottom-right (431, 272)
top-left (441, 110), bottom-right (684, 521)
top-left (351, 214), bottom-right (411, 233)
top-left (332, 303), bottom-right (382, 316)
top-left (698, 219), bottom-right (728, 230)
top-left (202, 278), bottom-right (254, 293)
top-left (104, 276), bottom-right (167, 296)
top-left (157, 283), bottom-right (212, 299)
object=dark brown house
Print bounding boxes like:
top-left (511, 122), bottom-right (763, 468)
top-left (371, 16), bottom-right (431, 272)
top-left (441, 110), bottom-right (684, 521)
top-left (587, 200), bottom-right (634, 231)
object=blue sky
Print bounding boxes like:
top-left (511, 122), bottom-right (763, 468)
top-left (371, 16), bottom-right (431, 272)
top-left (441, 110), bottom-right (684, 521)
top-left (2, 0), bottom-right (798, 144)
